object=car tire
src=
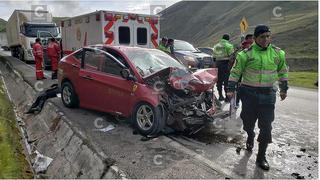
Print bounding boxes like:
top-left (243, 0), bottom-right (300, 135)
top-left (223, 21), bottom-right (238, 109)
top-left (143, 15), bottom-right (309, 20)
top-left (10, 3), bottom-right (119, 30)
top-left (61, 81), bottom-right (79, 108)
top-left (132, 102), bottom-right (165, 136)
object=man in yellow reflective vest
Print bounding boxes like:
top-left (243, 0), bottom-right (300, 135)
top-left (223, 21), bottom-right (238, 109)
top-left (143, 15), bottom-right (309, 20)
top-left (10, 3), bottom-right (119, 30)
top-left (227, 25), bottom-right (289, 171)
top-left (212, 34), bottom-right (234, 101)
top-left (158, 37), bottom-right (171, 53)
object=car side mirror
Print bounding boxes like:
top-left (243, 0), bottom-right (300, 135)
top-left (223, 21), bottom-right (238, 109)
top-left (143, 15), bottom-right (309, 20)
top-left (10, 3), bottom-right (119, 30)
top-left (121, 69), bottom-right (137, 82)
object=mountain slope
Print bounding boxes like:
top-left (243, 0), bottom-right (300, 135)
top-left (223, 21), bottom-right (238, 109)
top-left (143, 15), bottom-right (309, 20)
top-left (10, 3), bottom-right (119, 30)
top-left (0, 18), bottom-right (7, 32)
top-left (160, 1), bottom-right (318, 59)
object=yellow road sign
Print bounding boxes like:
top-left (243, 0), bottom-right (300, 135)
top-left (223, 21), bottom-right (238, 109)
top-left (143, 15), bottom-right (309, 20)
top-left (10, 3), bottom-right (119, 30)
top-left (240, 17), bottom-right (249, 33)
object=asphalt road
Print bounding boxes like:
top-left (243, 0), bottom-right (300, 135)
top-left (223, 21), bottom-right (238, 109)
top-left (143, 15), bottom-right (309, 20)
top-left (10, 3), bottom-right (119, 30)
top-left (0, 49), bottom-right (318, 178)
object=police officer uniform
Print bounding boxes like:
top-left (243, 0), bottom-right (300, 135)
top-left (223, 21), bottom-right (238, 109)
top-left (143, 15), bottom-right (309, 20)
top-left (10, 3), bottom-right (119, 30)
top-left (227, 25), bottom-right (288, 170)
top-left (212, 34), bottom-right (234, 101)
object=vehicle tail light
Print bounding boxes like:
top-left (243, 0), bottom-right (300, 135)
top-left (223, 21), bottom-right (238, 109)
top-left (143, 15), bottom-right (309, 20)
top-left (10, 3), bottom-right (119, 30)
top-left (137, 16), bottom-right (143, 23)
top-left (123, 14), bottom-right (129, 21)
top-left (105, 13), bottom-right (113, 21)
top-left (129, 14), bottom-right (137, 20)
top-left (115, 14), bottom-right (122, 20)
top-left (96, 13), bottom-right (100, 21)
top-left (145, 17), bottom-right (150, 22)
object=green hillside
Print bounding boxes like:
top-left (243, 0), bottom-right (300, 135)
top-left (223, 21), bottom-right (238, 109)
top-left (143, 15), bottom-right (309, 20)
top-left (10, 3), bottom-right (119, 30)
top-left (0, 18), bottom-right (6, 32)
top-left (160, 1), bottom-right (318, 59)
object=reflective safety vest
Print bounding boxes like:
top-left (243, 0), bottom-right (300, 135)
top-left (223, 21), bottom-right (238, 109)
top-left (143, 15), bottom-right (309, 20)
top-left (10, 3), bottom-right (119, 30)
top-left (212, 39), bottom-right (234, 60)
top-left (229, 43), bottom-right (288, 87)
top-left (32, 42), bottom-right (43, 58)
top-left (158, 44), bottom-right (170, 53)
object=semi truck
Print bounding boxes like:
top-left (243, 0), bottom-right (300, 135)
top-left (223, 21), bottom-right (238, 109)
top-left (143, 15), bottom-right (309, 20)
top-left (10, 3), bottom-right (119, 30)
top-left (61, 10), bottom-right (160, 54)
top-left (6, 10), bottom-right (60, 68)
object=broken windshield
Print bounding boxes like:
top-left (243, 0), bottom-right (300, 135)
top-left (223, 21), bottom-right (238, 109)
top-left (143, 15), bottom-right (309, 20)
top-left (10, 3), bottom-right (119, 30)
top-left (22, 23), bottom-right (58, 37)
top-left (124, 48), bottom-right (186, 77)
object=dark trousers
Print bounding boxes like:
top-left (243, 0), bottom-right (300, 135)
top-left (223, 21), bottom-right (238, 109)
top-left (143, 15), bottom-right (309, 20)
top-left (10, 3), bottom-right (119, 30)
top-left (239, 86), bottom-right (276, 144)
top-left (216, 60), bottom-right (229, 95)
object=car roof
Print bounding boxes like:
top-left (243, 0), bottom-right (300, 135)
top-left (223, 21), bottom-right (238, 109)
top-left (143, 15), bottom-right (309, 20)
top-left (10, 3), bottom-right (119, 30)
top-left (86, 44), bottom-right (152, 52)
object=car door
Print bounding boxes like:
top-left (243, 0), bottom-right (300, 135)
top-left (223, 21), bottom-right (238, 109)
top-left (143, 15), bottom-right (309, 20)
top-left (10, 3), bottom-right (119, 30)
top-left (63, 49), bottom-right (83, 90)
top-left (77, 48), bottom-right (102, 110)
top-left (77, 48), bottom-right (135, 116)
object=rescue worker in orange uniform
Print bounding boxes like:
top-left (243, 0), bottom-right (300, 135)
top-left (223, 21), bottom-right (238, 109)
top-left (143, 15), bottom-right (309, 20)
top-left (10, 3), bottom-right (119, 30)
top-left (33, 38), bottom-right (45, 80)
top-left (47, 38), bottom-right (60, 79)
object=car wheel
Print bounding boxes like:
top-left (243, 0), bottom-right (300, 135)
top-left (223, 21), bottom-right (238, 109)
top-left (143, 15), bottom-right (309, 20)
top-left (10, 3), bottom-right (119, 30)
top-left (61, 81), bottom-right (79, 108)
top-left (132, 102), bottom-right (165, 136)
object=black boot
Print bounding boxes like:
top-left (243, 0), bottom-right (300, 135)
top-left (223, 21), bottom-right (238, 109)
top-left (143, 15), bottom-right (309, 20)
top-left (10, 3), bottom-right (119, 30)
top-left (256, 142), bottom-right (270, 171)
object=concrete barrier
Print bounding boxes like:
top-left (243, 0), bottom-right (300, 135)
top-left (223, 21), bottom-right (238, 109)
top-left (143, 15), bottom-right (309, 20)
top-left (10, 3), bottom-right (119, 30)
top-left (0, 56), bottom-right (124, 178)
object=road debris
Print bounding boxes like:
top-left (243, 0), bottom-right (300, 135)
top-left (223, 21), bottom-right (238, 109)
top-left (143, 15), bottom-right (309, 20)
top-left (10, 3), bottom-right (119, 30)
top-left (32, 150), bottom-right (53, 173)
top-left (95, 125), bottom-right (115, 132)
top-left (291, 173), bottom-right (304, 179)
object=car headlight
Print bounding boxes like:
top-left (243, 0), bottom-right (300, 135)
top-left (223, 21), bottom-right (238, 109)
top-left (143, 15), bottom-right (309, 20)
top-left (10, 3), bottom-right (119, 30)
top-left (183, 55), bottom-right (195, 61)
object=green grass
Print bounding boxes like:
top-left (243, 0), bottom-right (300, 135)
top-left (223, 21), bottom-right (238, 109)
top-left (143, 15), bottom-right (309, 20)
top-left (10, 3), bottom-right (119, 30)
top-left (0, 81), bottom-right (32, 178)
top-left (289, 71), bottom-right (318, 89)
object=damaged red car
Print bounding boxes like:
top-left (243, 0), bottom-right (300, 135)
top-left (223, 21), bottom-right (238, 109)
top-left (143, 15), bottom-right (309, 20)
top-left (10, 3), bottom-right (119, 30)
top-left (58, 45), bottom-right (224, 136)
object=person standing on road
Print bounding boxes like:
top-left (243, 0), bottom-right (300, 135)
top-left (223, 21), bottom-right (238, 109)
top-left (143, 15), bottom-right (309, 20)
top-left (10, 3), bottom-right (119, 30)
top-left (233, 34), bottom-right (255, 108)
top-left (227, 25), bottom-right (289, 171)
top-left (241, 34), bottom-right (254, 50)
top-left (212, 34), bottom-right (234, 101)
top-left (47, 38), bottom-right (60, 79)
top-left (33, 38), bottom-right (45, 80)
top-left (158, 37), bottom-right (170, 53)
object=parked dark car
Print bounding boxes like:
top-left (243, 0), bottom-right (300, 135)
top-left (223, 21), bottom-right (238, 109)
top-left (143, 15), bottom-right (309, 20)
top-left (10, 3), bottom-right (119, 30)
top-left (197, 47), bottom-right (216, 67)
top-left (171, 40), bottom-right (214, 69)
top-left (197, 47), bottom-right (213, 56)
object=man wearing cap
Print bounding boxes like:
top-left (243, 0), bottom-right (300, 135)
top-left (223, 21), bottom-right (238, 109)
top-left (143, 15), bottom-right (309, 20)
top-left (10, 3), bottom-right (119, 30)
top-left (241, 34), bottom-right (254, 50)
top-left (212, 34), bottom-right (234, 101)
top-left (158, 37), bottom-right (170, 53)
top-left (227, 25), bottom-right (289, 171)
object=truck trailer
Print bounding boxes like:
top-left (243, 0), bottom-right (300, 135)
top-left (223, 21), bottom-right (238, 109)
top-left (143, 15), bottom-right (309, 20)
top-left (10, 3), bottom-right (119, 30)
top-left (6, 10), bottom-right (60, 67)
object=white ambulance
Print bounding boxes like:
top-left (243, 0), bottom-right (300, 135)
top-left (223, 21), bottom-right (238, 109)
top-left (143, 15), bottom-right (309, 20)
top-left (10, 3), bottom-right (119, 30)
top-left (61, 10), bottom-right (160, 54)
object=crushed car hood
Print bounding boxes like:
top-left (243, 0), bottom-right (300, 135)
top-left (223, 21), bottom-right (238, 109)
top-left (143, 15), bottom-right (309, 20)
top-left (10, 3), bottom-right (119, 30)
top-left (144, 67), bottom-right (218, 93)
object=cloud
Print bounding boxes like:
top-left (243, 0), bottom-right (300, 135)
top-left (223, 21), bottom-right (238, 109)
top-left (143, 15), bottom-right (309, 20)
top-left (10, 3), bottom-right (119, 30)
top-left (0, 0), bottom-right (181, 20)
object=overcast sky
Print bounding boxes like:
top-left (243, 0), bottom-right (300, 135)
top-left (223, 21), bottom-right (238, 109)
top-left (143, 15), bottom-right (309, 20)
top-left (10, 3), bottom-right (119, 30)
top-left (0, 0), bottom-right (181, 20)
